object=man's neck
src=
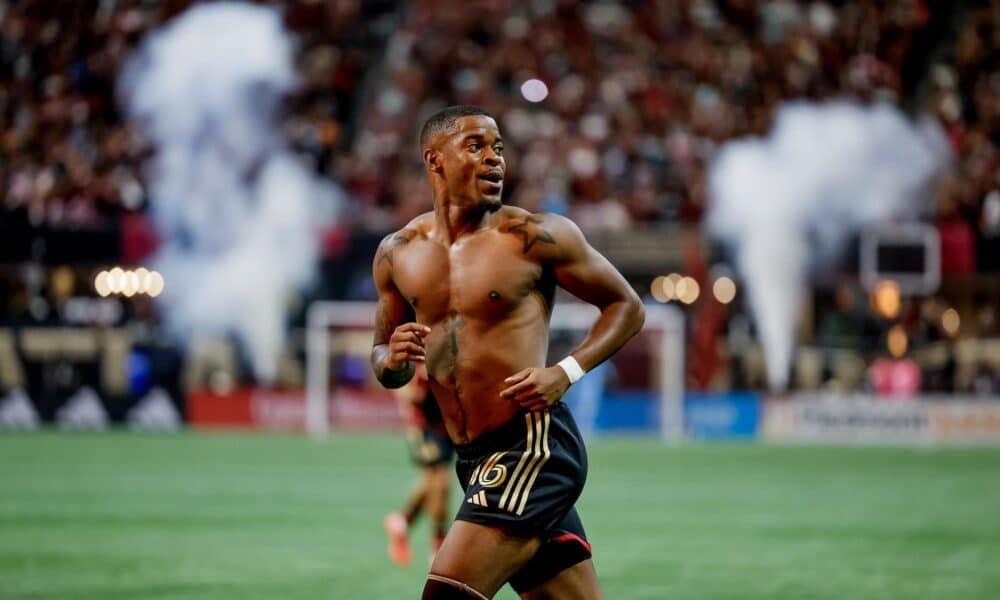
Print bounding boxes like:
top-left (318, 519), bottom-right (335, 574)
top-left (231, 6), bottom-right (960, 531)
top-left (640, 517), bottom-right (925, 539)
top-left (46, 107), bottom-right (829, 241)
top-left (432, 197), bottom-right (493, 244)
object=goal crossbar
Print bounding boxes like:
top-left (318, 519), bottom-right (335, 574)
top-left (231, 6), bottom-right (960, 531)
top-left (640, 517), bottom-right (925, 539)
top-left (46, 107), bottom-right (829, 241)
top-left (305, 301), bottom-right (684, 440)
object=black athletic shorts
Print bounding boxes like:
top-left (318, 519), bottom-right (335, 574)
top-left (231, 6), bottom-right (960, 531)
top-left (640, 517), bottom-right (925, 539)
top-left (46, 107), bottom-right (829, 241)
top-left (407, 425), bottom-right (454, 468)
top-left (454, 402), bottom-right (592, 593)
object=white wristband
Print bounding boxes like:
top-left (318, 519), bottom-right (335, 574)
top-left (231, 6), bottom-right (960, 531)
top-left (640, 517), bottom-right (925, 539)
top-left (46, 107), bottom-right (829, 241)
top-left (556, 356), bottom-right (586, 384)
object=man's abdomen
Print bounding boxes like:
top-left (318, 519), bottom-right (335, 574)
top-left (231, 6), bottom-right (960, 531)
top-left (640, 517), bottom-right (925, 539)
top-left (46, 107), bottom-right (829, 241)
top-left (424, 313), bottom-right (549, 442)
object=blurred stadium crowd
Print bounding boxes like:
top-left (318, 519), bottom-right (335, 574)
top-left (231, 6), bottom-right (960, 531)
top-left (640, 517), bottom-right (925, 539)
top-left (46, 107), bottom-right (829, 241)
top-left (1, 0), bottom-right (999, 405)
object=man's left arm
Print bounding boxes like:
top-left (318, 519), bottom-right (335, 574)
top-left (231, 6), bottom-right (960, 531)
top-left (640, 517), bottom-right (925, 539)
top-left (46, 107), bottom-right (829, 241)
top-left (500, 214), bottom-right (645, 410)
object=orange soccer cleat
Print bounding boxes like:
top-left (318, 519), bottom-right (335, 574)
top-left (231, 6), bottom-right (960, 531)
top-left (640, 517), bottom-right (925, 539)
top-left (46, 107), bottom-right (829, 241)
top-left (383, 512), bottom-right (411, 566)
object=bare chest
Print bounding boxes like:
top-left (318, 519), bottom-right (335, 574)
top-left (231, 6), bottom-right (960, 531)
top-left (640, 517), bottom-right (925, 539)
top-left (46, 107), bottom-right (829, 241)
top-left (391, 232), bottom-right (546, 323)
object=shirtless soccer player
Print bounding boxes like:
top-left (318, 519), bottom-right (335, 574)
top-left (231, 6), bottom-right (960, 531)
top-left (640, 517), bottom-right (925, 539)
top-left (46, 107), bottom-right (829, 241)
top-left (370, 105), bottom-right (645, 600)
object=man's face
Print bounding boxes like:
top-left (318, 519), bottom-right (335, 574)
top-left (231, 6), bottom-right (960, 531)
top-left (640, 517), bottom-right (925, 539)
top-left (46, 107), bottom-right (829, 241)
top-left (434, 115), bottom-right (506, 212)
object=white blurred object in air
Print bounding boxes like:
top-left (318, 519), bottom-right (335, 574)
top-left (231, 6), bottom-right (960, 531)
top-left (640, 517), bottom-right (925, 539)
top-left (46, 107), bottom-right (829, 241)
top-left (521, 78), bottom-right (549, 103)
top-left (121, 3), bottom-right (339, 381)
top-left (707, 100), bottom-right (948, 390)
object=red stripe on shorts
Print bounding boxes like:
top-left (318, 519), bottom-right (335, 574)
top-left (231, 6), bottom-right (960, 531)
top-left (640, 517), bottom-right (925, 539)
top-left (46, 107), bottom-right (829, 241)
top-left (549, 532), bottom-right (592, 554)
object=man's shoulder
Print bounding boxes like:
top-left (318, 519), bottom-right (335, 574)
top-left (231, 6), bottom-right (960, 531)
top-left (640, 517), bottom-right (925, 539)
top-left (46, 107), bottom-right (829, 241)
top-left (379, 213), bottom-right (434, 246)
top-left (374, 214), bottom-right (434, 273)
top-left (495, 207), bottom-right (577, 232)
top-left (495, 207), bottom-right (584, 256)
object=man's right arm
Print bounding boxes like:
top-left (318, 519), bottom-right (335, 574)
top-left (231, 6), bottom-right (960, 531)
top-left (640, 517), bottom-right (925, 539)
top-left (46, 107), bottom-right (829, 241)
top-left (371, 234), bottom-right (430, 389)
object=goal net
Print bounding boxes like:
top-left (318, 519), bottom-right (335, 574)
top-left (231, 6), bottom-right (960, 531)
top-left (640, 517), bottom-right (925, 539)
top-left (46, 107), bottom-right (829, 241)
top-left (304, 301), bottom-right (685, 440)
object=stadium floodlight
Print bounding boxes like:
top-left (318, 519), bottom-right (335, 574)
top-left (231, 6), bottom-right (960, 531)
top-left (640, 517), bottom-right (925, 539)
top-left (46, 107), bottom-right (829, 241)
top-left (305, 301), bottom-right (685, 442)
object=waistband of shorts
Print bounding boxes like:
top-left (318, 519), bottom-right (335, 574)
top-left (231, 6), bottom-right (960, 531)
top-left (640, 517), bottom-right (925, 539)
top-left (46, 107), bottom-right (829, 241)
top-left (455, 403), bottom-right (565, 460)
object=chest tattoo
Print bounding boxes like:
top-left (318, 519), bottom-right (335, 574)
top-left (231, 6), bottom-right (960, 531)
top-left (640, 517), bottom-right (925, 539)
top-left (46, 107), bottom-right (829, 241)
top-left (442, 309), bottom-right (466, 371)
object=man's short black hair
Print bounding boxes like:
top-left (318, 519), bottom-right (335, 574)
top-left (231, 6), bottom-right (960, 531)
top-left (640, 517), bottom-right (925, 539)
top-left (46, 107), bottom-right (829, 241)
top-left (419, 105), bottom-right (494, 149)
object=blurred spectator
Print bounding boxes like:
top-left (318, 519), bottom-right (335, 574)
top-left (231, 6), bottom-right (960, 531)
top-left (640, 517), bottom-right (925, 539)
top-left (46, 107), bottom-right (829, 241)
top-left (869, 356), bottom-right (922, 397)
top-left (818, 284), bottom-right (864, 349)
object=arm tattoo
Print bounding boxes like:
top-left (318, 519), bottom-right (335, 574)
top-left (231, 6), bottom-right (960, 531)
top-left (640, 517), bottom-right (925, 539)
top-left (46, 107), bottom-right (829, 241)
top-left (376, 231), bottom-right (414, 267)
top-left (374, 300), bottom-right (392, 344)
top-left (506, 215), bottom-right (556, 254)
top-left (372, 299), bottom-right (414, 388)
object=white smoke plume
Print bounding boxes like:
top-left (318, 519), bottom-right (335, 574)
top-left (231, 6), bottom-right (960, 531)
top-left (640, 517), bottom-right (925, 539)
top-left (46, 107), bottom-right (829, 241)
top-left (121, 3), bottom-right (338, 381)
top-left (707, 101), bottom-right (947, 390)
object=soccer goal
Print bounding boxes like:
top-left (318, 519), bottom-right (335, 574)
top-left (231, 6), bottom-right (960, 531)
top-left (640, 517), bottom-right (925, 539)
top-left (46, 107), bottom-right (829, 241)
top-left (304, 301), bottom-right (685, 441)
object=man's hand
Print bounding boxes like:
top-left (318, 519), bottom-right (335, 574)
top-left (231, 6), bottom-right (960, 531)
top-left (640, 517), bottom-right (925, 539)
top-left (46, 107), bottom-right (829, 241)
top-left (499, 367), bottom-right (571, 412)
top-left (384, 323), bottom-right (431, 370)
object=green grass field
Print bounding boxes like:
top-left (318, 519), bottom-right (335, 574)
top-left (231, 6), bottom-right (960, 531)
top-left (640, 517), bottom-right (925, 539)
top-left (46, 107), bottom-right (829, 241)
top-left (1, 432), bottom-right (998, 599)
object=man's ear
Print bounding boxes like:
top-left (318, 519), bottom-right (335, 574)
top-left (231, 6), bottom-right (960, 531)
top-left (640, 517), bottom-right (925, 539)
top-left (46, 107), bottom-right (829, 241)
top-left (423, 148), bottom-right (443, 174)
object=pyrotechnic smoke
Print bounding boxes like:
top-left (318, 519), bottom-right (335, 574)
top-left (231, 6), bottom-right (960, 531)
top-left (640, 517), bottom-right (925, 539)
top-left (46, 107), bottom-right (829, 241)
top-left (707, 101), bottom-right (947, 390)
top-left (121, 3), bottom-right (338, 381)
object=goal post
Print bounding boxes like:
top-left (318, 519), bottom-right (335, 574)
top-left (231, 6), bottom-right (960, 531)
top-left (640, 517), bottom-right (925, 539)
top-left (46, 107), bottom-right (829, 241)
top-left (305, 301), bottom-right (684, 441)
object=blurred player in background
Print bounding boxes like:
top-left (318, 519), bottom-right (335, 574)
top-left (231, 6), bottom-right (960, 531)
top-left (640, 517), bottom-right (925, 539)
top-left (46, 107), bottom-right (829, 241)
top-left (384, 363), bottom-right (453, 566)
top-left (371, 105), bottom-right (644, 599)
